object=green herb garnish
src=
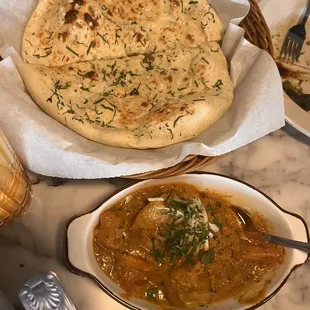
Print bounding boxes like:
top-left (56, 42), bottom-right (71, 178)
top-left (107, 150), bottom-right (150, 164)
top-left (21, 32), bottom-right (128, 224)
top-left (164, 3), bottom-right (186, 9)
top-left (33, 51), bottom-right (52, 59)
top-left (159, 196), bottom-right (211, 262)
top-left (94, 106), bottom-right (103, 115)
top-left (101, 104), bottom-right (114, 112)
top-left (145, 288), bottom-right (160, 300)
top-left (213, 217), bottom-right (222, 232)
top-left (80, 86), bottom-right (90, 92)
top-left (107, 61), bottom-right (117, 74)
top-left (114, 28), bottom-right (122, 44)
top-left (151, 238), bottom-right (165, 263)
top-left (165, 123), bottom-right (174, 140)
top-left (46, 31), bottom-right (53, 40)
top-left (55, 81), bottom-right (70, 90)
top-left (140, 55), bottom-right (154, 71)
top-left (25, 39), bottom-right (33, 46)
top-left (112, 70), bottom-right (137, 87)
top-left (63, 108), bottom-right (75, 115)
top-left (201, 77), bottom-right (208, 88)
top-left (173, 116), bottom-right (183, 128)
top-left (201, 250), bottom-right (214, 264)
top-left (206, 203), bottom-right (215, 216)
top-left (201, 21), bottom-right (208, 30)
top-left (66, 46), bottom-right (79, 57)
top-left (128, 83), bottom-right (141, 96)
top-left (86, 40), bottom-right (94, 55)
top-left (77, 70), bottom-right (95, 79)
top-left (94, 97), bottom-right (105, 104)
top-left (213, 79), bottom-right (223, 90)
top-left (201, 57), bottom-right (209, 64)
top-left (46, 80), bottom-right (70, 106)
top-left (97, 32), bottom-right (109, 46)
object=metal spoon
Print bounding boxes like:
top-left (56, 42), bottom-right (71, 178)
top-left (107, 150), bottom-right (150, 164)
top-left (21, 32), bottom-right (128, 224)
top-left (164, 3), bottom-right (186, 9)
top-left (231, 206), bottom-right (310, 253)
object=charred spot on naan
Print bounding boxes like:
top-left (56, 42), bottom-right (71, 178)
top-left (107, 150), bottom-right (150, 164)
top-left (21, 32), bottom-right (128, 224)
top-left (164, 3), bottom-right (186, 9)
top-left (83, 12), bottom-right (99, 30)
top-left (64, 10), bottom-right (79, 24)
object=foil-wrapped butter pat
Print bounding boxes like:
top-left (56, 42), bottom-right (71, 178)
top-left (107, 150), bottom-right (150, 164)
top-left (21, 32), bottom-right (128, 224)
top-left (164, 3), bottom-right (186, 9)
top-left (19, 271), bottom-right (76, 310)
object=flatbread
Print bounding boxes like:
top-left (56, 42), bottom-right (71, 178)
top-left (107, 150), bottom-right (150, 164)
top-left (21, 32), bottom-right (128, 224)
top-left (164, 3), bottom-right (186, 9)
top-left (18, 43), bottom-right (234, 149)
top-left (22, 0), bottom-right (223, 66)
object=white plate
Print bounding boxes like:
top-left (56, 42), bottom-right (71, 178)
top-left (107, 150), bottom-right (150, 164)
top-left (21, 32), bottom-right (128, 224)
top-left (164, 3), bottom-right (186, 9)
top-left (65, 173), bottom-right (309, 310)
top-left (258, 0), bottom-right (310, 137)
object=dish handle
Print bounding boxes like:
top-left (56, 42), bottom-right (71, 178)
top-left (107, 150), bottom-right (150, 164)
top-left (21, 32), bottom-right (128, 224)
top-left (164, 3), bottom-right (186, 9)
top-left (284, 212), bottom-right (309, 265)
top-left (66, 213), bottom-right (93, 274)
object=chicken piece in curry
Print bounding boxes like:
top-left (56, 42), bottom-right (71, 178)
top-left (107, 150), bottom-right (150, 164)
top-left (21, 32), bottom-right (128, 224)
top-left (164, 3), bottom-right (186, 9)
top-left (93, 183), bottom-right (285, 308)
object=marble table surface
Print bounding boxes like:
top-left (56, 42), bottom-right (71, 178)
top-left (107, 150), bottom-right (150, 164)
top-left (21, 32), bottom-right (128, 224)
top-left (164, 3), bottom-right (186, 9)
top-left (0, 124), bottom-right (309, 310)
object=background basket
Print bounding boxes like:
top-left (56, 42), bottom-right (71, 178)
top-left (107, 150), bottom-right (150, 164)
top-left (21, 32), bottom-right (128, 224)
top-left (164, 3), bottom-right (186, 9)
top-left (127, 0), bottom-right (274, 180)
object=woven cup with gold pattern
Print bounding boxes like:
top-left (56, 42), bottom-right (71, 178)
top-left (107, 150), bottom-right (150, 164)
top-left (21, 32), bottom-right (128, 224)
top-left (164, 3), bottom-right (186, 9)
top-left (0, 128), bottom-right (32, 225)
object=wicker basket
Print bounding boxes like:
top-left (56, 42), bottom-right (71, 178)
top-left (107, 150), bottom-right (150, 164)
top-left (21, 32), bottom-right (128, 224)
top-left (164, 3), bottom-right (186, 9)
top-left (127, 0), bottom-right (273, 180)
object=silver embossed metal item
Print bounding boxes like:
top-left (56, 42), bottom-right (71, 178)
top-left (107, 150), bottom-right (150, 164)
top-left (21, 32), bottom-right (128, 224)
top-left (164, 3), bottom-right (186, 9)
top-left (19, 271), bottom-right (76, 310)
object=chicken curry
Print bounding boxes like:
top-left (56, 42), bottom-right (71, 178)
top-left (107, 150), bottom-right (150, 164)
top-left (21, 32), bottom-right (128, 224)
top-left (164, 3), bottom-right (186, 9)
top-left (93, 183), bottom-right (285, 308)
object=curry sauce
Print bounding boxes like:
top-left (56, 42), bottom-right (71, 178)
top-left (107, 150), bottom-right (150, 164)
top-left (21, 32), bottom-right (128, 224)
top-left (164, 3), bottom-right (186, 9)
top-left (93, 183), bottom-right (285, 308)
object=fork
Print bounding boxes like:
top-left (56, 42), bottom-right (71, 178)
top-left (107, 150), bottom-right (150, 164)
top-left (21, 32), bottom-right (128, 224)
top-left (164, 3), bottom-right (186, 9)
top-left (280, 0), bottom-right (310, 63)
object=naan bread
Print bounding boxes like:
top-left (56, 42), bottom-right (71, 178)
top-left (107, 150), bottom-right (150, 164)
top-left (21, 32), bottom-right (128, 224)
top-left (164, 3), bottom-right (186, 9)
top-left (21, 0), bottom-right (234, 149)
top-left (18, 43), bottom-right (234, 149)
top-left (22, 0), bottom-right (223, 66)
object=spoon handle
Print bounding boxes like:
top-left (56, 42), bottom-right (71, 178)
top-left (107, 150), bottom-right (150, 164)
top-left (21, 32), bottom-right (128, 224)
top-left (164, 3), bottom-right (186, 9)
top-left (264, 233), bottom-right (310, 253)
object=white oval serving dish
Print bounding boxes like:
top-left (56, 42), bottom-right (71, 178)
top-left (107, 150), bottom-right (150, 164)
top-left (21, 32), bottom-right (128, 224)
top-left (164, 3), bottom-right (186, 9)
top-left (64, 173), bottom-right (309, 310)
